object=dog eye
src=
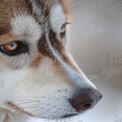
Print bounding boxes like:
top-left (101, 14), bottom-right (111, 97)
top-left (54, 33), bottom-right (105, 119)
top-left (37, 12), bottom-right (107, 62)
top-left (60, 23), bottom-right (70, 38)
top-left (1, 42), bottom-right (19, 52)
top-left (0, 41), bottom-right (28, 56)
top-left (60, 24), bottom-right (66, 38)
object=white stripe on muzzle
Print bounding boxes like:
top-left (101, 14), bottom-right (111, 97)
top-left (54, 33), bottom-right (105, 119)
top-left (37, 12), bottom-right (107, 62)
top-left (45, 24), bottom-right (96, 89)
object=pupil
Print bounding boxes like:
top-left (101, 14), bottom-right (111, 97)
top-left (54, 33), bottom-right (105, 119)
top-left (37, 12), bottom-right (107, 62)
top-left (10, 44), bottom-right (15, 48)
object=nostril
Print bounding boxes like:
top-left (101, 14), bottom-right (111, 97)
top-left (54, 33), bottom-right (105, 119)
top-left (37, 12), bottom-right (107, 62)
top-left (82, 103), bottom-right (91, 108)
top-left (69, 90), bottom-right (102, 112)
top-left (69, 98), bottom-right (92, 112)
top-left (79, 103), bottom-right (92, 112)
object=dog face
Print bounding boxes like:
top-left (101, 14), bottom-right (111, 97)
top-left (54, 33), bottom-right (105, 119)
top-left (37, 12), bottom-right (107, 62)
top-left (0, 0), bottom-right (102, 120)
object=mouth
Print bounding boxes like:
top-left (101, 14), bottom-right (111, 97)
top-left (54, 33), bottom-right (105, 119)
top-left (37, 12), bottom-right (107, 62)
top-left (62, 114), bottom-right (78, 119)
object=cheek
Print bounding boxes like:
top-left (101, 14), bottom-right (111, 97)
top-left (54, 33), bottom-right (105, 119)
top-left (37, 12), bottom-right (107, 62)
top-left (0, 69), bottom-right (29, 91)
top-left (0, 54), bottom-right (30, 70)
top-left (0, 55), bottom-right (7, 66)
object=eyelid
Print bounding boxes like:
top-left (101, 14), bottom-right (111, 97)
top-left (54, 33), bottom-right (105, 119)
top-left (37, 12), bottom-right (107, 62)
top-left (60, 22), bottom-right (70, 32)
top-left (0, 41), bottom-right (16, 47)
top-left (0, 34), bottom-right (20, 45)
top-left (62, 22), bottom-right (71, 28)
top-left (65, 22), bottom-right (71, 24)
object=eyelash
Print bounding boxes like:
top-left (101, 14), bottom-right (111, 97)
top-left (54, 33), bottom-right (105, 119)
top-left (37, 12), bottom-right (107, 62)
top-left (0, 41), bottom-right (29, 56)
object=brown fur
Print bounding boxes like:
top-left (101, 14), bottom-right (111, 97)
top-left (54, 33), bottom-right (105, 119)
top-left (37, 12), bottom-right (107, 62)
top-left (4, 113), bottom-right (9, 122)
top-left (0, 0), bottom-right (70, 41)
top-left (6, 102), bottom-right (33, 117)
top-left (0, 0), bottom-right (32, 42)
top-left (30, 55), bottom-right (42, 68)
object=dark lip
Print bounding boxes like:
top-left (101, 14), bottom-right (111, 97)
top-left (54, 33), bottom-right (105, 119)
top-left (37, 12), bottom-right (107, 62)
top-left (62, 114), bottom-right (78, 119)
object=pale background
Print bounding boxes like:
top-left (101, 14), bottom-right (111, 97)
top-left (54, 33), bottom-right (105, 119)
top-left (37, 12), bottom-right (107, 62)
top-left (68, 0), bottom-right (122, 122)
top-left (35, 0), bottom-right (122, 122)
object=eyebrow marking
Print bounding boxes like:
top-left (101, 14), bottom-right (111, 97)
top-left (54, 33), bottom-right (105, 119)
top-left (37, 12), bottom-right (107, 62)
top-left (0, 26), bottom-right (10, 36)
top-left (0, 34), bottom-right (17, 45)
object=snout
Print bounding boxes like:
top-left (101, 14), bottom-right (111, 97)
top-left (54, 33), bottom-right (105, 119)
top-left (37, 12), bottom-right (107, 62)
top-left (69, 89), bottom-right (102, 112)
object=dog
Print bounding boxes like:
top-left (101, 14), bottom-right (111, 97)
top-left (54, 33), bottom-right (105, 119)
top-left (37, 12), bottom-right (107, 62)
top-left (0, 0), bottom-right (102, 122)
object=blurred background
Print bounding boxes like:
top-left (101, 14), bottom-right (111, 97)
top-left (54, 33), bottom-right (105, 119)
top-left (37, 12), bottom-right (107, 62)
top-left (68, 0), bottom-right (122, 122)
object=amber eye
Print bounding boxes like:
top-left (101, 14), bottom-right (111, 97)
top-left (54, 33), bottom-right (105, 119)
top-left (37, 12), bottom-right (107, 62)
top-left (0, 41), bottom-right (28, 56)
top-left (1, 42), bottom-right (19, 52)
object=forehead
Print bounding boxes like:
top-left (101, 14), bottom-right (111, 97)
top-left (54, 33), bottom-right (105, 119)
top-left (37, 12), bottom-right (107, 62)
top-left (0, 0), bottom-right (31, 35)
top-left (0, 0), bottom-right (70, 42)
top-left (0, 0), bottom-right (68, 35)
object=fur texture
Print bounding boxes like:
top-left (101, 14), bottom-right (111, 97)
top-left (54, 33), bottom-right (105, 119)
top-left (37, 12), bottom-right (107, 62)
top-left (0, 0), bottom-right (100, 122)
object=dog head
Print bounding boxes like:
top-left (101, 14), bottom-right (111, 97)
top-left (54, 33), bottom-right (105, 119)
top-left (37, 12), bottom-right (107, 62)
top-left (0, 0), bottom-right (102, 120)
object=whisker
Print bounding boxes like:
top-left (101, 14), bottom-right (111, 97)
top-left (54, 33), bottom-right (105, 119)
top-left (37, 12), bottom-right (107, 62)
top-left (19, 105), bottom-right (39, 110)
top-left (31, 107), bottom-right (43, 114)
top-left (15, 100), bottom-right (40, 106)
top-left (88, 75), bottom-right (99, 80)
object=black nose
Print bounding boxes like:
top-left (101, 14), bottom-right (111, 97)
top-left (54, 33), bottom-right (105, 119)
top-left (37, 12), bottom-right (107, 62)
top-left (69, 90), bottom-right (102, 112)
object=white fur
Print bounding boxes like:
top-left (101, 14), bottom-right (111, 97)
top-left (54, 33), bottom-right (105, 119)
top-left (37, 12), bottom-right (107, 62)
top-left (29, 0), bottom-right (42, 16)
top-left (50, 4), bottom-right (66, 35)
top-left (0, 3), bottom-right (98, 122)
top-left (11, 14), bottom-right (42, 43)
